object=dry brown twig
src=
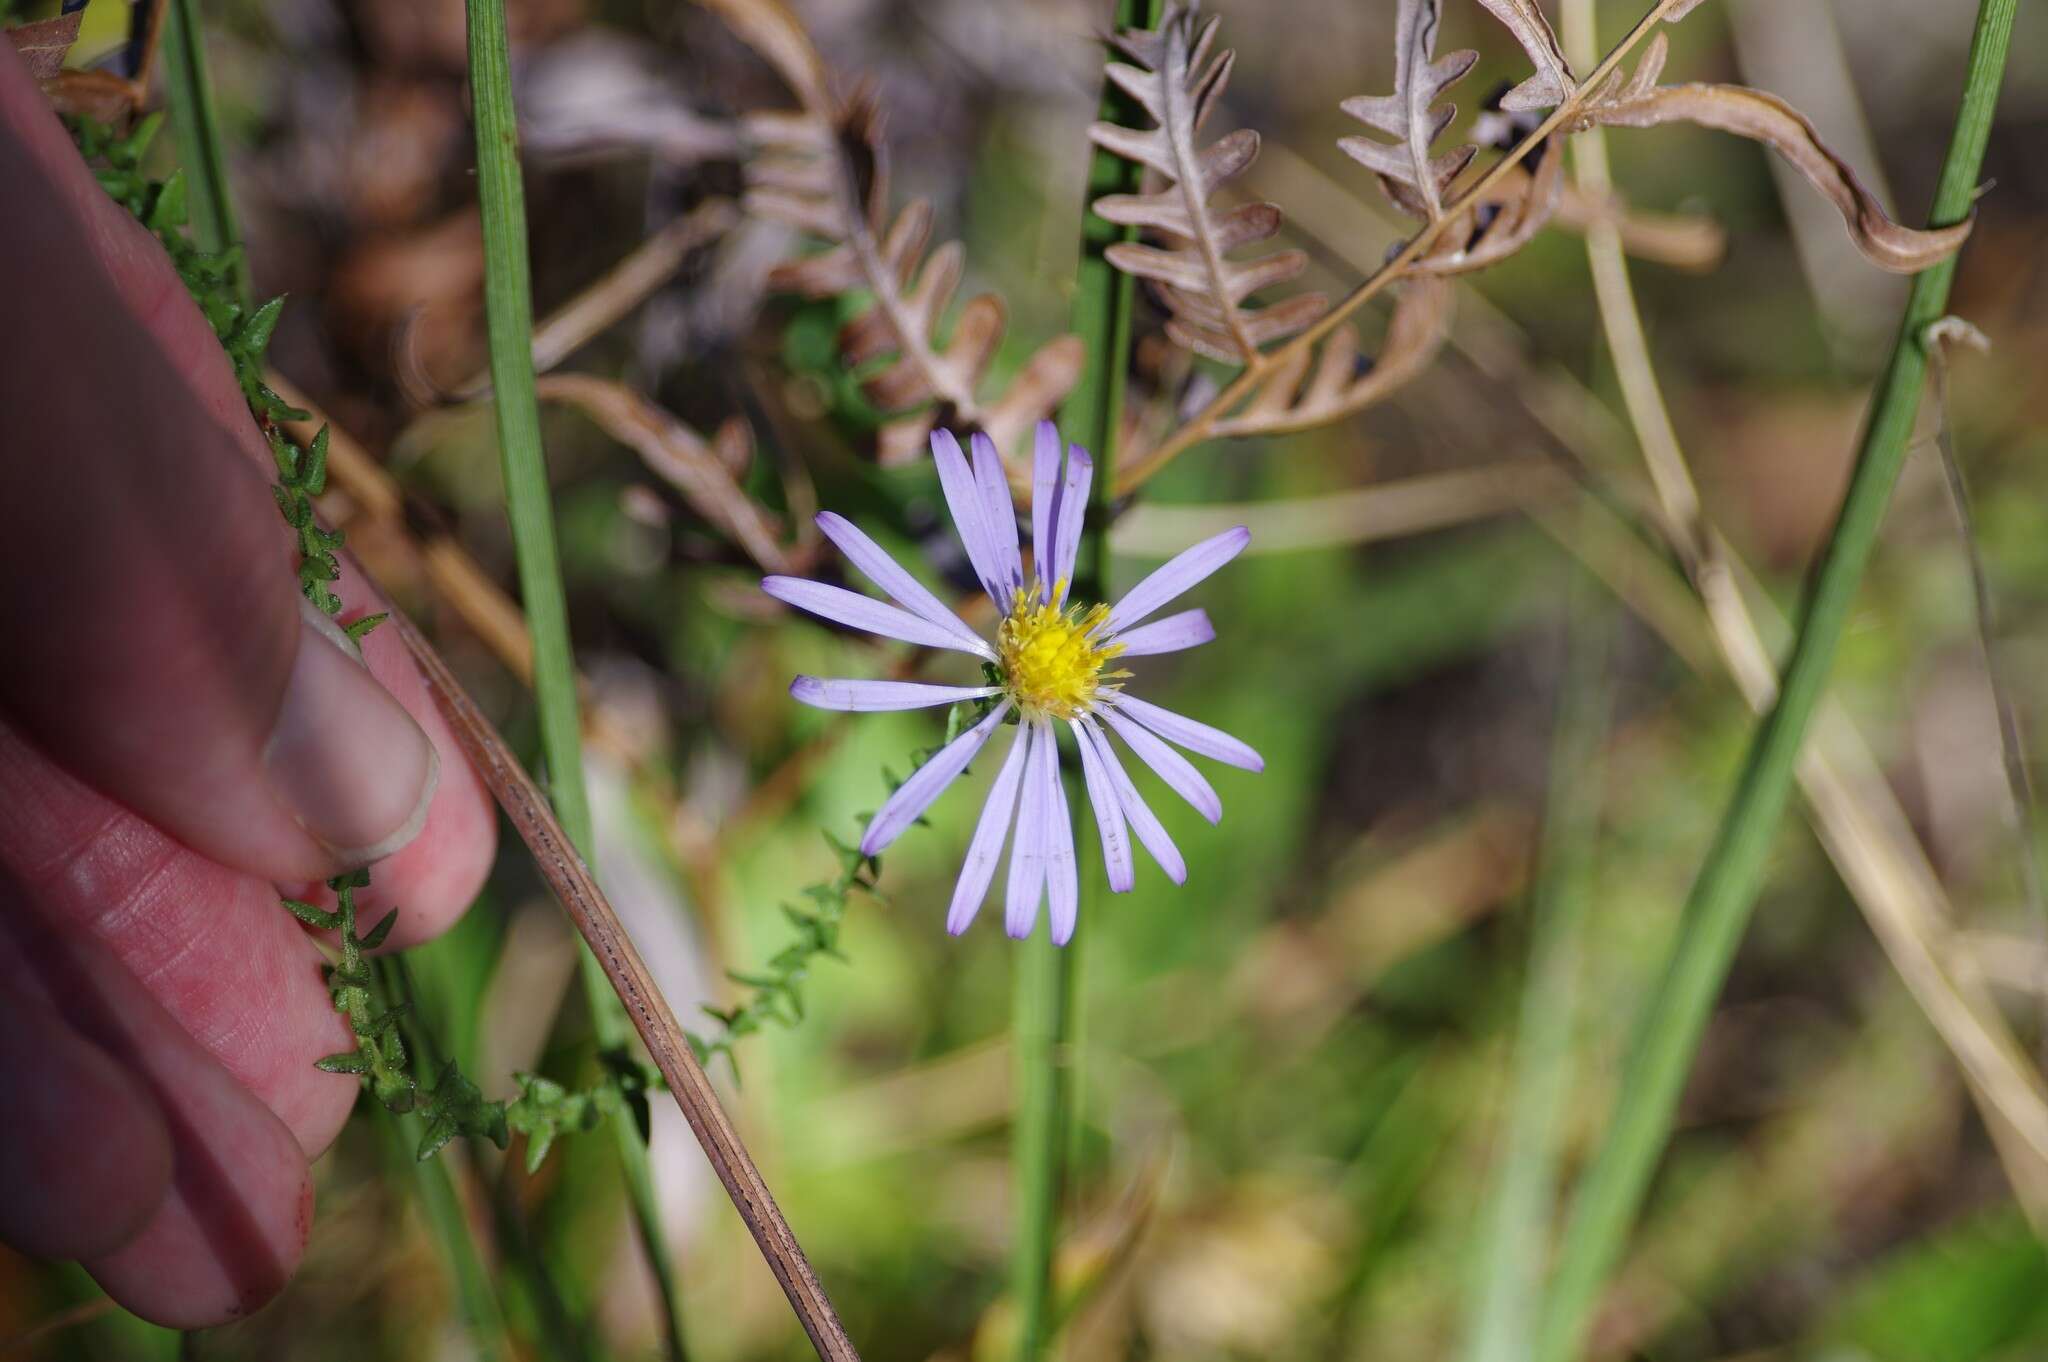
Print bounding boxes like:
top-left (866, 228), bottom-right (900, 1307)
top-left (388, 609), bottom-right (862, 1359)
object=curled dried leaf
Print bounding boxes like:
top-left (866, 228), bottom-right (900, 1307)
top-left (1575, 34), bottom-right (1971, 274)
top-left (533, 374), bottom-right (793, 572)
top-left (1211, 276), bottom-right (1454, 437)
top-left (39, 69), bottom-right (138, 124)
top-left (1475, 0), bottom-right (1576, 112)
top-left (1339, 0), bottom-right (1477, 224)
top-left (1090, 2), bottom-right (1327, 365)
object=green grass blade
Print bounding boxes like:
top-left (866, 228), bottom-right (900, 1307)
top-left (1458, 570), bottom-right (1609, 1362)
top-left (1534, 5), bottom-right (2020, 1359)
top-left (160, 0), bottom-right (247, 304)
top-left (461, 2), bottom-right (690, 1355)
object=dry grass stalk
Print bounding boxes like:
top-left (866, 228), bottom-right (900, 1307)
top-left (388, 607), bottom-right (863, 1359)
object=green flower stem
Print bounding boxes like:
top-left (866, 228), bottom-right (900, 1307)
top-left (1535, 5), bottom-right (2018, 1359)
top-left (159, 0), bottom-right (246, 304)
top-left (1009, 3), bottom-right (1162, 1355)
top-left (460, 2), bottom-right (688, 1355)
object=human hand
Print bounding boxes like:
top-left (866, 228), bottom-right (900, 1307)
top-left (0, 45), bottom-right (495, 1327)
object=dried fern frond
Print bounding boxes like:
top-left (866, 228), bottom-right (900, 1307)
top-left (1339, 0), bottom-right (1478, 223)
top-left (1475, 0), bottom-right (1576, 112)
top-left (743, 87), bottom-right (1081, 466)
top-left (1340, 0), bottom-right (1563, 276)
top-left (1569, 34), bottom-right (1971, 273)
top-left (1088, 2), bottom-right (1327, 366)
top-left (1212, 276), bottom-right (1454, 438)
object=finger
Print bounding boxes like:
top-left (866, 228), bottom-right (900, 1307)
top-left (0, 972), bottom-right (172, 1262)
top-left (0, 885), bottom-right (314, 1328)
top-left (0, 47), bottom-right (437, 885)
top-left (0, 719), bottom-right (358, 1159)
top-left (309, 604), bottom-right (498, 949)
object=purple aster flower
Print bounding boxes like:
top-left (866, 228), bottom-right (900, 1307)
top-left (762, 423), bottom-right (1261, 945)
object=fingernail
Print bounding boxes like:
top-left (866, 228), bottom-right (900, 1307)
top-left (264, 598), bottom-right (438, 866)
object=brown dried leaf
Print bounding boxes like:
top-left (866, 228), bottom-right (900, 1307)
top-left (1475, 0), bottom-right (1576, 112)
top-left (1339, 0), bottom-right (1478, 224)
top-left (533, 374), bottom-right (792, 571)
top-left (8, 12), bottom-right (81, 81)
top-left (39, 69), bottom-right (138, 124)
top-left (1575, 34), bottom-right (1971, 274)
top-left (1091, 3), bottom-right (1327, 365)
top-left (1211, 276), bottom-right (1454, 437)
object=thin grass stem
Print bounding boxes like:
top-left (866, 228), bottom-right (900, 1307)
top-left (1535, 3), bottom-right (2020, 1358)
top-left (159, 0), bottom-right (246, 303)
top-left (1458, 555), bottom-right (1609, 1362)
top-left (459, 2), bottom-right (691, 1354)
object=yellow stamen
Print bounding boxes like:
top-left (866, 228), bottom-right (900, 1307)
top-left (996, 581), bottom-right (1127, 720)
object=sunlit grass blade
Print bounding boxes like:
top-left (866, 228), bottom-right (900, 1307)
top-left (459, 1), bottom-right (689, 1355)
top-left (1534, 4), bottom-right (2020, 1359)
top-left (1458, 571), bottom-right (1609, 1362)
top-left (160, 0), bottom-right (247, 304)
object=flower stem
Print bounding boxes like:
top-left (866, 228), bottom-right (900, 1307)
top-left (460, 2), bottom-right (689, 1355)
top-left (1535, 4), bottom-right (2018, 1359)
top-left (1009, 4), bottom-right (1160, 1355)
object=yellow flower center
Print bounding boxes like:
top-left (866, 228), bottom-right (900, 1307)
top-left (996, 583), bottom-right (1127, 720)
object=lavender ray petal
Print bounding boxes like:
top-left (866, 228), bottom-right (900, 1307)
top-left (860, 701), bottom-right (1011, 856)
top-left (1044, 736), bottom-right (1080, 945)
top-left (1031, 421), bottom-right (1062, 603)
top-left (946, 725), bottom-right (1032, 935)
top-left (763, 576), bottom-right (991, 655)
top-left (1108, 608), bottom-right (1215, 658)
top-left (1071, 717), bottom-right (1135, 893)
top-left (815, 511), bottom-right (992, 656)
top-left (932, 428), bottom-right (1005, 604)
top-left (970, 431), bottom-right (1024, 599)
top-left (1080, 717), bottom-right (1185, 885)
top-left (1108, 692), bottom-right (1264, 772)
top-left (1099, 705), bottom-right (1222, 824)
top-left (790, 677), bottom-right (999, 713)
top-left (1052, 444), bottom-right (1093, 607)
top-left (1102, 526), bottom-right (1249, 635)
top-left (1004, 718), bottom-right (1058, 938)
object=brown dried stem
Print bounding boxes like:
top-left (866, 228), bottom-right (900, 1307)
top-left (388, 607), bottom-right (862, 1360)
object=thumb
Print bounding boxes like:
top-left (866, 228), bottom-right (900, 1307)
top-left (0, 50), bottom-right (436, 884)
